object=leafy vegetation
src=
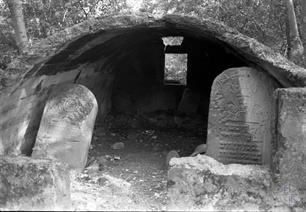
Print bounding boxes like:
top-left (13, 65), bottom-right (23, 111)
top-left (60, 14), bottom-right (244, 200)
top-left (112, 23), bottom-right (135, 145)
top-left (0, 0), bottom-right (306, 72)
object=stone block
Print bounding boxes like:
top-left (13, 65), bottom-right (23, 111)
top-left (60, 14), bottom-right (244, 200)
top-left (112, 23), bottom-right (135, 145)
top-left (275, 88), bottom-right (306, 191)
top-left (167, 155), bottom-right (273, 211)
top-left (206, 67), bottom-right (278, 166)
top-left (0, 156), bottom-right (71, 210)
top-left (32, 83), bottom-right (98, 171)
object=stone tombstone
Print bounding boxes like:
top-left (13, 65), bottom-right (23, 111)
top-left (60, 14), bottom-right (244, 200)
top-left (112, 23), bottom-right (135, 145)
top-left (32, 83), bottom-right (98, 171)
top-left (206, 67), bottom-right (278, 166)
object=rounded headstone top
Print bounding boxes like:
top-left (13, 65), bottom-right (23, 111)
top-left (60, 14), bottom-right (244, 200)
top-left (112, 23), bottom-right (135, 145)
top-left (45, 84), bottom-right (98, 125)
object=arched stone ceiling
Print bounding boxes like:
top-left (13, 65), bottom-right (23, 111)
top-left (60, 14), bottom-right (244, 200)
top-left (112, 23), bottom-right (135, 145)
top-left (9, 14), bottom-right (306, 88)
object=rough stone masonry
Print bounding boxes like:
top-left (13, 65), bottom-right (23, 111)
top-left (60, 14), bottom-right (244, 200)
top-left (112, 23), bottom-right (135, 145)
top-left (0, 156), bottom-right (71, 210)
top-left (275, 88), bottom-right (306, 191)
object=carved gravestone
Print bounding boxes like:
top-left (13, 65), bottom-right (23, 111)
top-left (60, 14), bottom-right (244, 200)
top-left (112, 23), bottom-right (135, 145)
top-left (206, 67), bottom-right (278, 166)
top-left (32, 83), bottom-right (98, 171)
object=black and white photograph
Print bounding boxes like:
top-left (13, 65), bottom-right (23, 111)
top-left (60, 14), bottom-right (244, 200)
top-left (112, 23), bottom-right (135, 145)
top-left (0, 0), bottom-right (305, 211)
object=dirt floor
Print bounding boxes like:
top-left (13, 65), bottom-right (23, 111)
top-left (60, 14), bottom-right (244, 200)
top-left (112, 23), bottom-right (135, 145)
top-left (70, 113), bottom-right (206, 211)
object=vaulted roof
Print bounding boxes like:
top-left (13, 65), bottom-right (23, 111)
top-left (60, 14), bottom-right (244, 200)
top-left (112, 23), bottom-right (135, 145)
top-left (10, 14), bottom-right (306, 87)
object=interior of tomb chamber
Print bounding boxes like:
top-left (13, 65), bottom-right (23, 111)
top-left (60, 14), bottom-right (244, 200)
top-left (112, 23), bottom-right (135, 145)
top-left (50, 28), bottom-right (250, 159)
top-left (28, 26), bottom-right (268, 207)
top-left (36, 27), bottom-right (251, 156)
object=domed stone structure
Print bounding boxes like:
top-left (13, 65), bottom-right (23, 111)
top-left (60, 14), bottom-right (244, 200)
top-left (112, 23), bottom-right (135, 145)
top-left (0, 13), bottom-right (306, 210)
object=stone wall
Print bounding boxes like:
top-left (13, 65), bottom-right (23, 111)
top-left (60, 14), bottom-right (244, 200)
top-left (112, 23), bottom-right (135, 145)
top-left (167, 154), bottom-right (304, 211)
top-left (275, 88), bottom-right (306, 191)
top-left (0, 156), bottom-right (71, 210)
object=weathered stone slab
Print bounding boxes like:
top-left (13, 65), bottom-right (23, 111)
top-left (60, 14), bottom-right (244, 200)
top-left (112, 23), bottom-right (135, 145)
top-left (206, 67), bottom-right (278, 166)
top-left (167, 155), bottom-right (275, 211)
top-left (32, 83), bottom-right (98, 171)
top-left (275, 88), bottom-right (306, 191)
top-left (0, 156), bottom-right (71, 210)
top-left (167, 155), bottom-right (304, 211)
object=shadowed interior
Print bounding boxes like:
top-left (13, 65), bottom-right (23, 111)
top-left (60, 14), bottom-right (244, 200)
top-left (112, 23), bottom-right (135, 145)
top-left (22, 19), bottom-right (283, 157)
top-left (30, 27), bottom-right (250, 141)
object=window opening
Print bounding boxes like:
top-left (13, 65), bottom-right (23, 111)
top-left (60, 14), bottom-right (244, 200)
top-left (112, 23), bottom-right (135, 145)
top-left (163, 36), bottom-right (187, 85)
top-left (164, 54), bottom-right (187, 85)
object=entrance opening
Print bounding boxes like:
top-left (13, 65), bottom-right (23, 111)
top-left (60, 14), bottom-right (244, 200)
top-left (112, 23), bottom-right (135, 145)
top-left (1, 15), bottom-right (297, 210)
top-left (76, 31), bottom-right (249, 209)
top-left (32, 23), bottom-right (261, 209)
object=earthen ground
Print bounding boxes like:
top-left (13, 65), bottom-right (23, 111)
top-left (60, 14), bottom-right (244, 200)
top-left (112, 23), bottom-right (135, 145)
top-left (70, 113), bottom-right (205, 211)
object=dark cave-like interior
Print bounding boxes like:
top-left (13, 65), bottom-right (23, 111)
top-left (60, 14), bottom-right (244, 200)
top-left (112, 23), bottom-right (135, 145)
top-left (31, 26), bottom-right (250, 155)
top-left (80, 31), bottom-right (250, 206)
top-left (78, 33), bottom-right (247, 160)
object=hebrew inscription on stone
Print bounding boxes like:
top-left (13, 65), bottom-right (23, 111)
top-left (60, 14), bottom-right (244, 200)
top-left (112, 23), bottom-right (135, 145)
top-left (206, 67), bottom-right (278, 166)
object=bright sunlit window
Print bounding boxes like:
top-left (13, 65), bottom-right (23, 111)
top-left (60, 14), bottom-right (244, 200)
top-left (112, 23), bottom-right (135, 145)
top-left (164, 53), bottom-right (187, 85)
